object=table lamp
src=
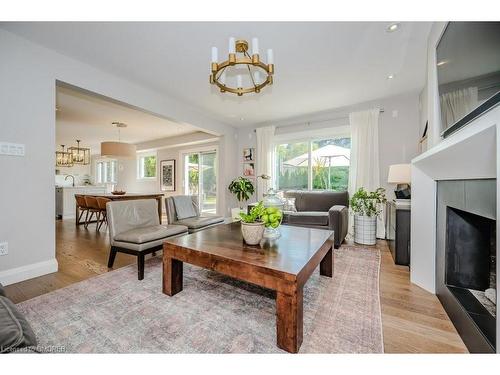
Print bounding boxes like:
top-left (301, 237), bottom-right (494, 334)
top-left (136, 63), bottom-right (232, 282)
top-left (388, 164), bottom-right (411, 199)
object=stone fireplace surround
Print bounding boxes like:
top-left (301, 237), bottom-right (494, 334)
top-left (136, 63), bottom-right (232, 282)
top-left (436, 179), bottom-right (496, 353)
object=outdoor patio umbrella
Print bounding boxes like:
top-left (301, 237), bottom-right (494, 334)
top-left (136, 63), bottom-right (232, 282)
top-left (283, 144), bottom-right (350, 189)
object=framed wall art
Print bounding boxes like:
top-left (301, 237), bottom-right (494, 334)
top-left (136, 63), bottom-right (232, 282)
top-left (160, 159), bottom-right (176, 191)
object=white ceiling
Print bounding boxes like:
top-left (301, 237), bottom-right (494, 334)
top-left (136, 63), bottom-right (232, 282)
top-left (3, 22), bottom-right (432, 127)
top-left (56, 85), bottom-right (198, 154)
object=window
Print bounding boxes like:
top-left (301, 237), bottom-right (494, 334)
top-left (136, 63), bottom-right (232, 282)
top-left (95, 159), bottom-right (117, 184)
top-left (274, 136), bottom-right (350, 191)
top-left (137, 153), bottom-right (157, 179)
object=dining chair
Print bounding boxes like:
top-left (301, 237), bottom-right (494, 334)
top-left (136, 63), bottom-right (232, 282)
top-left (74, 194), bottom-right (89, 226)
top-left (96, 197), bottom-right (111, 231)
top-left (84, 196), bottom-right (100, 229)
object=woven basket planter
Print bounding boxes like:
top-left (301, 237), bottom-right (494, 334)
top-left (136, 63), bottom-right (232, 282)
top-left (354, 214), bottom-right (377, 245)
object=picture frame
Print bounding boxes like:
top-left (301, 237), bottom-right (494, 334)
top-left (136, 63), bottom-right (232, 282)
top-left (160, 159), bottom-right (176, 191)
top-left (242, 162), bottom-right (255, 177)
top-left (243, 147), bottom-right (255, 162)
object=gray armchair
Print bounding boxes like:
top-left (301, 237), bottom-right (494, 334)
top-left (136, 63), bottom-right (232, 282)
top-left (107, 199), bottom-right (188, 280)
top-left (165, 195), bottom-right (224, 233)
top-left (283, 190), bottom-right (349, 248)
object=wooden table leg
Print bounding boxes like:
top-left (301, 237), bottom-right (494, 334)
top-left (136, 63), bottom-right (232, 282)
top-left (163, 254), bottom-right (183, 296)
top-left (75, 205), bottom-right (80, 226)
top-left (320, 247), bottom-right (333, 277)
top-left (276, 287), bottom-right (303, 353)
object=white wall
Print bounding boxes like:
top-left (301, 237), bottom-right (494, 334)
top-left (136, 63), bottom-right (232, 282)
top-left (236, 91), bottom-right (421, 200)
top-left (0, 29), bottom-right (237, 285)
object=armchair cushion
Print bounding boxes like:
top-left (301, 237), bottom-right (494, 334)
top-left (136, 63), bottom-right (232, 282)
top-left (329, 205), bottom-right (349, 247)
top-left (287, 211), bottom-right (329, 226)
top-left (115, 225), bottom-right (186, 244)
top-left (172, 196), bottom-right (198, 220)
top-left (174, 215), bottom-right (224, 230)
top-left (0, 296), bottom-right (37, 353)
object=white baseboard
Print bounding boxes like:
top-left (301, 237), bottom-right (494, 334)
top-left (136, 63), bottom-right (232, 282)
top-left (0, 258), bottom-right (59, 286)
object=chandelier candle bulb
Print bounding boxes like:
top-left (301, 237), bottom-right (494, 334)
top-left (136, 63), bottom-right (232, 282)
top-left (254, 70), bottom-right (261, 85)
top-left (228, 37), bottom-right (235, 54)
top-left (267, 49), bottom-right (274, 64)
top-left (251, 37), bottom-right (259, 55)
top-left (211, 46), bottom-right (218, 63)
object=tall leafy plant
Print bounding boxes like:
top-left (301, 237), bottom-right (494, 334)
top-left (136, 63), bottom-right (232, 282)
top-left (350, 187), bottom-right (387, 217)
top-left (228, 177), bottom-right (255, 204)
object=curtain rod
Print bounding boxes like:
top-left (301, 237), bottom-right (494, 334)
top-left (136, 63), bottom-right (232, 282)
top-left (253, 109), bottom-right (384, 132)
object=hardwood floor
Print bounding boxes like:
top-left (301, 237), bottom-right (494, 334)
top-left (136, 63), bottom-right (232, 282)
top-left (4, 219), bottom-right (467, 353)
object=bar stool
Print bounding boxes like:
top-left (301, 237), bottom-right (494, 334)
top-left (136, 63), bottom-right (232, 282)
top-left (74, 194), bottom-right (89, 226)
top-left (96, 197), bottom-right (111, 231)
top-left (84, 196), bottom-right (100, 229)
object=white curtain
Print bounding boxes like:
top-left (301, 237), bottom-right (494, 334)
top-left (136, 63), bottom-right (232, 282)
top-left (348, 108), bottom-right (385, 238)
top-left (440, 87), bottom-right (478, 130)
top-left (255, 125), bottom-right (275, 200)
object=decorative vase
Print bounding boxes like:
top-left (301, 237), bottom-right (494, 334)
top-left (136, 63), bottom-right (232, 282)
top-left (262, 188), bottom-right (284, 239)
top-left (354, 214), bottom-right (377, 245)
top-left (241, 222), bottom-right (265, 245)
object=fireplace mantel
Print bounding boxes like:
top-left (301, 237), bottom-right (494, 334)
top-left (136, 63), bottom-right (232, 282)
top-left (410, 105), bottom-right (499, 353)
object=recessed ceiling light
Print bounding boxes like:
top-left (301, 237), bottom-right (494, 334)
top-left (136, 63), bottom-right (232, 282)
top-left (387, 23), bottom-right (400, 33)
top-left (387, 74), bottom-right (395, 80)
top-left (239, 117), bottom-right (245, 121)
top-left (437, 60), bottom-right (448, 67)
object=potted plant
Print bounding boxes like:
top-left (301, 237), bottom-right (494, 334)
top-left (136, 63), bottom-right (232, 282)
top-left (239, 202), bottom-right (266, 245)
top-left (350, 187), bottom-right (386, 245)
top-left (228, 176), bottom-right (255, 220)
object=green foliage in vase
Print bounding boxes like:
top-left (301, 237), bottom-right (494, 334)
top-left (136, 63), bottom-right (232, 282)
top-left (350, 187), bottom-right (387, 217)
top-left (239, 201), bottom-right (265, 223)
top-left (228, 176), bottom-right (255, 203)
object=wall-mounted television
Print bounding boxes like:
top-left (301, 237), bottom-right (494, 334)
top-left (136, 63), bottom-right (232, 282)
top-left (436, 22), bottom-right (500, 138)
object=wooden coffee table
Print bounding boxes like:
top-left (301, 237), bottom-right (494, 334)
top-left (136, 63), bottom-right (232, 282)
top-left (162, 222), bottom-right (334, 353)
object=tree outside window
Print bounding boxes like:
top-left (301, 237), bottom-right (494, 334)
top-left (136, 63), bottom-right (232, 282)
top-left (138, 154), bottom-right (157, 179)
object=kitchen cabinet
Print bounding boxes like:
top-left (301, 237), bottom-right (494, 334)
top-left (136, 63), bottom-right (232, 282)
top-left (55, 186), bottom-right (107, 219)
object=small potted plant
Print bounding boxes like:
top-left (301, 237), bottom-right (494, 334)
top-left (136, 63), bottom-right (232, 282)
top-left (239, 202), bottom-right (266, 245)
top-left (350, 187), bottom-right (386, 245)
top-left (228, 176), bottom-right (255, 220)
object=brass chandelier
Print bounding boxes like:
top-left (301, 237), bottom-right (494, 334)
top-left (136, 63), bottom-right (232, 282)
top-left (55, 145), bottom-right (74, 167)
top-left (210, 37), bottom-right (274, 96)
top-left (68, 139), bottom-right (91, 165)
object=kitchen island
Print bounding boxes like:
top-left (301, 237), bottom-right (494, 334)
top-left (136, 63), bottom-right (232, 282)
top-left (55, 186), bottom-right (107, 220)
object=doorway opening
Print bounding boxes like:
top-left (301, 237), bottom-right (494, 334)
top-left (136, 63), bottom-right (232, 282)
top-left (183, 150), bottom-right (218, 214)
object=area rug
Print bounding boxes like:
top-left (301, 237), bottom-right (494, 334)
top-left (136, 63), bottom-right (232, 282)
top-left (17, 246), bottom-right (383, 353)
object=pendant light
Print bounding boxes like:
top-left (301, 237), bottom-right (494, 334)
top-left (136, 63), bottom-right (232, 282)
top-left (55, 145), bottom-right (74, 167)
top-left (68, 139), bottom-right (91, 165)
top-left (100, 122), bottom-right (136, 158)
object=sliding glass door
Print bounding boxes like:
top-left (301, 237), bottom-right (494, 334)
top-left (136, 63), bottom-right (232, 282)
top-left (184, 150), bottom-right (217, 214)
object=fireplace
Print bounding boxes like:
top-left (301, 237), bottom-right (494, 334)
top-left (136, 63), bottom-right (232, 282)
top-left (436, 179), bottom-right (496, 353)
top-left (445, 207), bottom-right (496, 346)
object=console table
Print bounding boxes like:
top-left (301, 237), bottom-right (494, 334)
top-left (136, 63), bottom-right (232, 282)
top-left (386, 200), bottom-right (411, 266)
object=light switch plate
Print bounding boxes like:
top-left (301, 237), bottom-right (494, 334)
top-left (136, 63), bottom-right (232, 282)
top-left (0, 242), bottom-right (8, 256)
top-left (0, 142), bottom-right (25, 156)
